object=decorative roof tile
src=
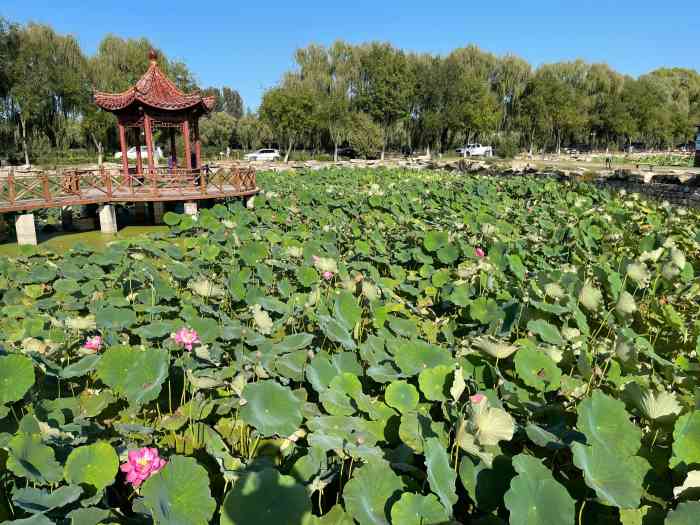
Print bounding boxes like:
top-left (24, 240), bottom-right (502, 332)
top-left (94, 51), bottom-right (215, 113)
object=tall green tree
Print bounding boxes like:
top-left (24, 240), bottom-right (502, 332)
top-left (259, 78), bottom-right (315, 162)
top-left (354, 43), bottom-right (411, 159)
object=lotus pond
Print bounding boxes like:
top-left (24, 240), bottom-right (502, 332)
top-left (1, 168), bottom-right (700, 525)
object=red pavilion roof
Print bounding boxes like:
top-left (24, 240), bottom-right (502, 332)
top-left (94, 51), bottom-right (215, 113)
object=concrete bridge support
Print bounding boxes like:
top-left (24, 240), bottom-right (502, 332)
top-left (15, 213), bottom-right (37, 246)
top-left (184, 201), bottom-right (198, 217)
top-left (98, 205), bottom-right (118, 234)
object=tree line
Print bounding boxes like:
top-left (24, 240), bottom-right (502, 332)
top-left (260, 42), bottom-right (700, 161)
top-left (1, 17), bottom-right (698, 165)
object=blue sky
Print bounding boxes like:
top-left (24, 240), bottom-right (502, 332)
top-left (3, 1), bottom-right (698, 109)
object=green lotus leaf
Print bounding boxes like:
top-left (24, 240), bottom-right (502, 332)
top-left (671, 411), bottom-right (700, 469)
top-left (240, 241), bottom-right (268, 266)
top-left (53, 278), bottom-right (80, 294)
top-left (394, 340), bottom-right (453, 376)
top-left (507, 254), bottom-right (526, 281)
top-left (296, 266), bottom-right (319, 287)
top-left (343, 459), bottom-right (404, 525)
top-left (385, 380), bottom-right (419, 413)
top-left (134, 320), bottom-right (176, 340)
top-left (0, 514), bottom-right (55, 524)
top-left (448, 284), bottom-right (472, 306)
top-left (319, 315), bottom-right (356, 350)
top-left (526, 319), bottom-right (564, 346)
top-left (308, 504), bottom-right (353, 524)
top-left (424, 231), bottom-right (449, 252)
top-left (424, 437), bottom-right (458, 515)
top-left (162, 211), bottom-right (181, 226)
top-left (619, 506), bottom-right (666, 525)
top-left (96, 346), bottom-right (169, 406)
top-left (514, 346), bottom-right (561, 392)
top-left (572, 442), bottom-right (649, 509)
top-left (7, 433), bottom-right (62, 485)
top-left (221, 468), bottom-right (311, 525)
top-left (418, 365), bottom-right (452, 402)
top-left (473, 337), bottom-right (518, 359)
top-left (60, 354), bottom-right (101, 379)
top-left (334, 290), bottom-right (362, 330)
top-left (0, 354), bottom-right (35, 405)
top-left (273, 332), bottom-right (314, 353)
top-left (503, 454), bottom-right (575, 525)
top-left (141, 455), bottom-right (215, 525)
top-left (240, 380), bottom-right (303, 436)
top-left (469, 297), bottom-right (505, 324)
top-left (577, 391), bottom-right (642, 457)
top-left (66, 506), bottom-right (113, 524)
top-left (64, 442), bottom-right (119, 489)
top-left (459, 455), bottom-right (515, 513)
top-left (390, 492), bottom-right (450, 525)
top-left (13, 485), bottom-right (82, 514)
top-left (665, 502), bottom-right (700, 525)
top-left (95, 306), bottom-right (137, 331)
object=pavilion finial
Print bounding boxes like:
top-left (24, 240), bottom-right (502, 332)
top-left (148, 49), bottom-right (158, 64)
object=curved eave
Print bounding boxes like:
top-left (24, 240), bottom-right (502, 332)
top-left (94, 91), bottom-right (215, 114)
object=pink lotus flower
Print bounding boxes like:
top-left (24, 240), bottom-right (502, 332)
top-left (322, 271), bottom-right (334, 281)
top-left (120, 447), bottom-right (167, 488)
top-left (83, 336), bottom-right (102, 352)
top-left (475, 247), bottom-right (486, 258)
top-left (470, 393), bottom-right (486, 404)
top-left (172, 327), bottom-right (200, 351)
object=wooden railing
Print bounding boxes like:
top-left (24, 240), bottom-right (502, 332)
top-left (0, 166), bottom-right (257, 213)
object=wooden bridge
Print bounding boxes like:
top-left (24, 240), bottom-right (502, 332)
top-left (0, 165), bottom-right (257, 214)
top-left (0, 165), bottom-right (258, 245)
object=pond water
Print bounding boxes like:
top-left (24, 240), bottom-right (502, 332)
top-left (0, 226), bottom-right (170, 258)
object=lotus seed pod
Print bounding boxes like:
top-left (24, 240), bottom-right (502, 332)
top-left (578, 282), bottom-right (603, 311)
top-left (616, 291), bottom-right (637, 316)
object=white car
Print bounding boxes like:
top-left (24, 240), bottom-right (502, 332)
top-left (456, 144), bottom-right (493, 157)
top-left (244, 148), bottom-right (281, 161)
top-left (115, 146), bottom-right (163, 161)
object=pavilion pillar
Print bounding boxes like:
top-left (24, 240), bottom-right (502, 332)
top-left (194, 119), bottom-right (202, 170)
top-left (182, 120), bottom-right (192, 170)
top-left (118, 122), bottom-right (129, 176)
top-left (135, 128), bottom-right (143, 176)
top-left (169, 128), bottom-right (177, 167)
top-left (144, 115), bottom-right (155, 174)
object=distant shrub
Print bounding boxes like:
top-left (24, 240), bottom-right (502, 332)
top-left (492, 134), bottom-right (520, 159)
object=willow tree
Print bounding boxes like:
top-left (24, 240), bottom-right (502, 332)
top-left (9, 23), bottom-right (86, 165)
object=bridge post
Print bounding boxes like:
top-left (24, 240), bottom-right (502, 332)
top-left (98, 205), bottom-right (118, 234)
top-left (184, 201), bottom-right (198, 217)
top-left (15, 213), bottom-right (37, 246)
top-left (153, 202), bottom-right (165, 224)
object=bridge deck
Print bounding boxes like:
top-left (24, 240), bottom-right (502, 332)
top-left (0, 167), bottom-right (258, 213)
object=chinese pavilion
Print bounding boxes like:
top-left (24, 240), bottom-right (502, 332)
top-left (94, 50), bottom-right (215, 175)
